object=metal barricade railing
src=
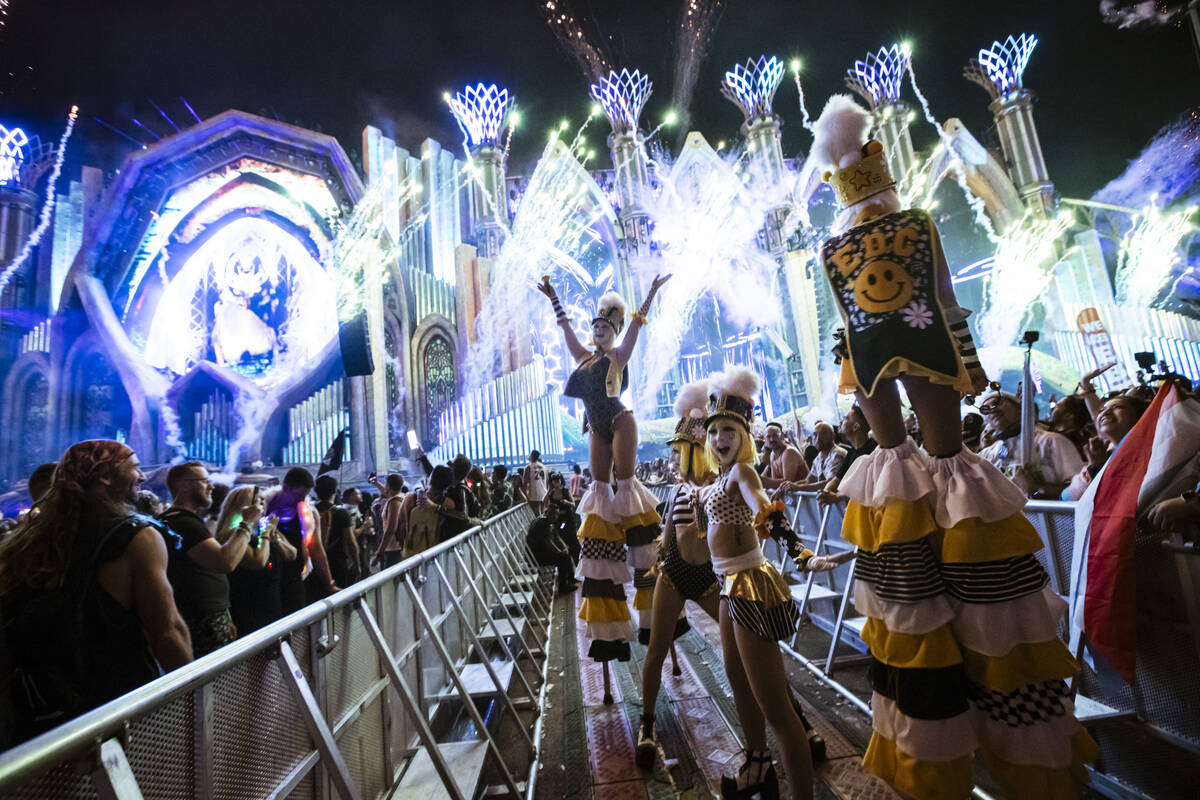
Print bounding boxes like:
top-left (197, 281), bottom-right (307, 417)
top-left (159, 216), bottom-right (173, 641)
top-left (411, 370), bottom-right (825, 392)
top-left (0, 503), bottom-right (553, 800)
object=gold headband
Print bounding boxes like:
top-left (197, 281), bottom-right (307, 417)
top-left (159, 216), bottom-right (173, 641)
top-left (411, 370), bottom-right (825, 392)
top-left (825, 145), bottom-right (896, 208)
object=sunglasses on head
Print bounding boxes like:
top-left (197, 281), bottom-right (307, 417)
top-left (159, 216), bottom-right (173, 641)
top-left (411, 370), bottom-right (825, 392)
top-left (963, 382), bottom-right (1003, 408)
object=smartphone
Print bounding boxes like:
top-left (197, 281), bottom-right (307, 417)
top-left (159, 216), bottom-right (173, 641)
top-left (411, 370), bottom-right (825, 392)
top-left (406, 430), bottom-right (420, 450)
top-left (368, 471), bottom-right (377, 482)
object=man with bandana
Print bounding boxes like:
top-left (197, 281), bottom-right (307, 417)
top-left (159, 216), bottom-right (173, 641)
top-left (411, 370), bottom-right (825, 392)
top-left (0, 440), bottom-right (193, 745)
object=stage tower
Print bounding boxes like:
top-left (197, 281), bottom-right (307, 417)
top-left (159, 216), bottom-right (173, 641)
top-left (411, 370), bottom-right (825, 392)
top-left (964, 34), bottom-right (1055, 215)
top-left (845, 44), bottom-right (918, 190)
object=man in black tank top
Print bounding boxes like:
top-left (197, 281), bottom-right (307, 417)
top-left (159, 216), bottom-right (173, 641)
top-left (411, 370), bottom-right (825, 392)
top-left (0, 440), bottom-right (192, 745)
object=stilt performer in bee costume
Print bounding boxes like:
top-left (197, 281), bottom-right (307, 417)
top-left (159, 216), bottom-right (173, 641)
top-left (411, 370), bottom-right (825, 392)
top-left (537, 275), bottom-right (669, 704)
top-left (637, 380), bottom-right (832, 778)
top-left (810, 95), bottom-right (1095, 800)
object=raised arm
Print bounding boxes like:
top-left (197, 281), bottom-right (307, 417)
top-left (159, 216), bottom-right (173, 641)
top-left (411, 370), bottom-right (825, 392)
top-left (536, 279), bottom-right (590, 363)
top-left (613, 274), bottom-right (671, 367)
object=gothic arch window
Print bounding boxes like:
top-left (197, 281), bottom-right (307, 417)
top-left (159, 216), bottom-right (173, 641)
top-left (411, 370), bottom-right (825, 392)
top-left (78, 352), bottom-right (133, 443)
top-left (18, 371), bottom-right (50, 476)
top-left (422, 334), bottom-right (455, 446)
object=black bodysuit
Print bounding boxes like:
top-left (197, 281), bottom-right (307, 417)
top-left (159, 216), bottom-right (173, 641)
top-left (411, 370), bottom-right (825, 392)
top-left (563, 353), bottom-right (629, 441)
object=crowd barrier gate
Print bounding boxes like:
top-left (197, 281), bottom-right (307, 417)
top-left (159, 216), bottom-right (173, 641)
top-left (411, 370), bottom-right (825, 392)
top-left (0, 503), bottom-right (553, 800)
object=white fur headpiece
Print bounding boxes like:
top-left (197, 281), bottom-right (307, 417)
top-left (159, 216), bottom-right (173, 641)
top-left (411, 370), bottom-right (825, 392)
top-left (705, 366), bottom-right (760, 430)
top-left (593, 291), bottom-right (627, 335)
top-left (673, 379), bottom-right (709, 420)
top-left (811, 94), bottom-right (872, 171)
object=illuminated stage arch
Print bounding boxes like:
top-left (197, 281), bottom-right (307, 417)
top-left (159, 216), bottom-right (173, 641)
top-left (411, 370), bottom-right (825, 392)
top-left (55, 110), bottom-right (364, 464)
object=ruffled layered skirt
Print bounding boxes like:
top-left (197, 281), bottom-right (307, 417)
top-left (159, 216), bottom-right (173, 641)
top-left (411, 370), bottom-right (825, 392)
top-left (841, 440), bottom-right (1096, 799)
top-left (576, 477), bottom-right (662, 661)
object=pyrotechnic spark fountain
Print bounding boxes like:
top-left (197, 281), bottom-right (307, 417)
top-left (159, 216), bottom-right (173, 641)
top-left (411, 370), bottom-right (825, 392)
top-left (977, 208), bottom-right (1072, 368)
top-left (905, 56), bottom-right (998, 238)
top-left (670, 0), bottom-right (725, 130)
top-left (543, 0), bottom-right (610, 83)
top-left (0, 105), bottom-right (78, 294)
top-left (466, 136), bottom-right (616, 392)
top-left (634, 136), bottom-right (786, 403)
top-left (790, 59), bottom-right (815, 132)
top-left (1115, 199), bottom-right (1198, 308)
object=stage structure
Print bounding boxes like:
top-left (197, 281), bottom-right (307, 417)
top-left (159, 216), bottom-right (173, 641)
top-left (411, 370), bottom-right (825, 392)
top-left (0, 32), bottom-right (1196, 480)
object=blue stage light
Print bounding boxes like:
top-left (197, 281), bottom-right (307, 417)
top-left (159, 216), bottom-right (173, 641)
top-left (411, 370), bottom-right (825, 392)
top-left (446, 84), bottom-right (513, 148)
top-left (720, 56), bottom-right (785, 121)
top-left (589, 69), bottom-right (653, 133)
top-left (845, 44), bottom-right (911, 109)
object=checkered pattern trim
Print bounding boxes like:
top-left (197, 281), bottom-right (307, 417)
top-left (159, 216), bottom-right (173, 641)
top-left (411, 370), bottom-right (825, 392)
top-left (581, 538), bottom-right (627, 562)
top-left (968, 679), bottom-right (1070, 727)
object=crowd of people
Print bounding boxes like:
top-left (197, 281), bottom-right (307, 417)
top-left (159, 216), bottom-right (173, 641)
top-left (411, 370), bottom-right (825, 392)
top-left (0, 439), bottom-right (597, 748)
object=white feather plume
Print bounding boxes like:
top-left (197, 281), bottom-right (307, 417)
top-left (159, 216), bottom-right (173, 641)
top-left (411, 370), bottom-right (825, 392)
top-left (707, 366), bottom-right (760, 403)
top-left (674, 379), bottom-right (709, 419)
top-left (597, 291), bottom-right (626, 317)
top-left (811, 94), bottom-right (872, 172)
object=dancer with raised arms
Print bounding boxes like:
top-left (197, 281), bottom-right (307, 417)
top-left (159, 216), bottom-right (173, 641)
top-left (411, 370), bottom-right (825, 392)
top-left (536, 274), bottom-right (669, 702)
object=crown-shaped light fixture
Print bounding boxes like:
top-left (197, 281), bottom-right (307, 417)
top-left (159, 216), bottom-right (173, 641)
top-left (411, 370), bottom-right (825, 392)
top-left (964, 33), bottom-right (1039, 100)
top-left (0, 124), bottom-right (30, 185)
top-left (720, 56), bottom-right (786, 121)
top-left (845, 44), bottom-right (911, 109)
top-left (446, 83), bottom-right (513, 148)
top-left (590, 69), bottom-right (653, 134)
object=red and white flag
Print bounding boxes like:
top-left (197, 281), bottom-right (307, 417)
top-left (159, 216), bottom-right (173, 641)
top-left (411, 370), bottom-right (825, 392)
top-left (1070, 381), bottom-right (1200, 682)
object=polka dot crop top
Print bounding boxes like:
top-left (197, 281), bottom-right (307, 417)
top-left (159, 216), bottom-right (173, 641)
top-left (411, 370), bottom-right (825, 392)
top-left (696, 472), bottom-right (755, 527)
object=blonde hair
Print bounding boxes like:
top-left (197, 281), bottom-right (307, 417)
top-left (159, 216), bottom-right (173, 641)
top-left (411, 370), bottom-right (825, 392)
top-left (673, 440), bottom-right (714, 483)
top-left (214, 485), bottom-right (258, 544)
top-left (704, 420), bottom-right (756, 468)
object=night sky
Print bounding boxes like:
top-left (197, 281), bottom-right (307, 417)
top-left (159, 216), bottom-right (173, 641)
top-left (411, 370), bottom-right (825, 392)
top-left (1, 0), bottom-right (1194, 200)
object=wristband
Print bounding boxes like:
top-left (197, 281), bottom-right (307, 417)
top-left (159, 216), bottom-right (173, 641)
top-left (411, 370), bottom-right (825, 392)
top-left (631, 311), bottom-right (647, 326)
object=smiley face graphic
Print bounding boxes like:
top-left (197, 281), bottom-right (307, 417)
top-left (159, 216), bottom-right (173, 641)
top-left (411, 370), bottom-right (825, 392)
top-left (853, 259), bottom-right (913, 314)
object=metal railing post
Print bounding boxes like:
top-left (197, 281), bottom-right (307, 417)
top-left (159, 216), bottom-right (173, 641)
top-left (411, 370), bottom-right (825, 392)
top-left (432, 559), bottom-right (536, 755)
top-left (93, 738), bottom-right (145, 800)
top-left (193, 683), bottom-right (214, 800)
top-left (356, 599), bottom-right (466, 800)
top-left (402, 573), bottom-right (524, 798)
top-left (466, 533), bottom-right (548, 651)
top-left (451, 547), bottom-right (540, 695)
top-left (824, 559), bottom-right (858, 677)
top-left (273, 640), bottom-right (363, 800)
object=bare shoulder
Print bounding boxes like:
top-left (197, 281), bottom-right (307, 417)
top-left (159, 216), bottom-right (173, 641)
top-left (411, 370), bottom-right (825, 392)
top-left (730, 462), bottom-right (760, 486)
top-left (125, 525), bottom-right (168, 567)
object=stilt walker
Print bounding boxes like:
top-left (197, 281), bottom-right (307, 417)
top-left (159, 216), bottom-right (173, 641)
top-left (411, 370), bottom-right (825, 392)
top-left (810, 95), bottom-right (1096, 799)
top-left (537, 275), bottom-right (670, 703)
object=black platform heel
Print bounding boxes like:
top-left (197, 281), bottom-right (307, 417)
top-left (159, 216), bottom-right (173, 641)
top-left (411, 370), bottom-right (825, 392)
top-left (790, 695), bottom-right (827, 762)
top-left (720, 749), bottom-right (779, 799)
top-left (634, 714), bottom-right (655, 769)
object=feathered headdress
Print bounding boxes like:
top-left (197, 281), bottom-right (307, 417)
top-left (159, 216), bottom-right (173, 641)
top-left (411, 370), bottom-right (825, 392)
top-left (669, 380), bottom-right (709, 447)
top-left (705, 367), bottom-right (760, 431)
top-left (811, 94), bottom-right (896, 210)
top-left (593, 291), bottom-right (627, 335)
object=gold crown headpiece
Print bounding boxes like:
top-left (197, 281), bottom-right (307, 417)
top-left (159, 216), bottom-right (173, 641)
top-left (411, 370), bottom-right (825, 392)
top-left (823, 141), bottom-right (896, 208)
top-left (669, 415), bottom-right (707, 447)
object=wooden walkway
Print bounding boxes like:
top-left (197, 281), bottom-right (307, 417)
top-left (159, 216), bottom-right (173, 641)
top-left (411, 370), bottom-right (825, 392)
top-left (534, 588), bottom-right (903, 800)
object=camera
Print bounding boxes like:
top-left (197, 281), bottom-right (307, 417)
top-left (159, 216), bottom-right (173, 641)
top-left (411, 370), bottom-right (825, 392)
top-left (1134, 351), bottom-right (1155, 371)
top-left (1021, 330), bottom-right (1040, 346)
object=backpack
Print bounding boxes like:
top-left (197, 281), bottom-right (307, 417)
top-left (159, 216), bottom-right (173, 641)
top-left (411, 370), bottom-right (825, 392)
top-left (405, 500), bottom-right (442, 557)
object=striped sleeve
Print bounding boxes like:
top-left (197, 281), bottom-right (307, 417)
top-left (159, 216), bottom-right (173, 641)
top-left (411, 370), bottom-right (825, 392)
top-left (949, 319), bottom-right (981, 373)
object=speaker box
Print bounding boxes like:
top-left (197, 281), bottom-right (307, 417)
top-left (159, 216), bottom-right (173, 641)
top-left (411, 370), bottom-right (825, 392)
top-left (338, 313), bottom-right (375, 376)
